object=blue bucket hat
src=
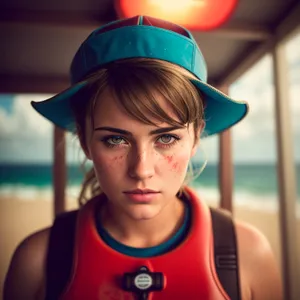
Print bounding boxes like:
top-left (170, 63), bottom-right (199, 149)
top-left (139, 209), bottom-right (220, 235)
top-left (31, 15), bottom-right (248, 136)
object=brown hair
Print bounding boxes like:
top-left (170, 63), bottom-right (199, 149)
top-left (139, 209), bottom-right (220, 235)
top-left (71, 58), bottom-right (206, 206)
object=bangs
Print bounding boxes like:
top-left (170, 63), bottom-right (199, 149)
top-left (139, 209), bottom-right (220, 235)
top-left (104, 59), bottom-right (203, 128)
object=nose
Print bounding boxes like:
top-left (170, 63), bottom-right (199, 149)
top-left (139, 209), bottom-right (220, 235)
top-left (128, 146), bottom-right (155, 180)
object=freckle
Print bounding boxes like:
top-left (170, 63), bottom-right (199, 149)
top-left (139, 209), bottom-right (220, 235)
top-left (172, 162), bottom-right (179, 170)
top-left (118, 155), bottom-right (123, 160)
top-left (165, 155), bottom-right (173, 164)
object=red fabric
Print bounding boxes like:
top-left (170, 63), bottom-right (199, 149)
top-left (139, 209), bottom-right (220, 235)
top-left (60, 187), bottom-right (229, 300)
top-left (142, 16), bottom-right (190, 37)
top-left (95, 15), bottom-right (190, 38)
top-left (95, 16), bottom-right (140, 35)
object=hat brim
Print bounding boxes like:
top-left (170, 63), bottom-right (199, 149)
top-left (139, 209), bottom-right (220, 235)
top-left (191, 79), bottom-right (248, 136)
top-left (31, 78), bottom-right (248, 136)
top-left (31, 81), bottom-right (87, 132)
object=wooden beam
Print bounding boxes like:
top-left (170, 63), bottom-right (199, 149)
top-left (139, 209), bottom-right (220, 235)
top-left (218, 85), bottom-right (233, 212)
top-left (0, 10), bottom-right (103, 29)
top-left (0, 75), bottom-right (69, 94)
top-left (53, 126), bottom-right (67, 216)
top-left (193, 22), bottom-right (272, 41)
top-left (218, 1), bottom-right (300, 85)
top-left (272, 42), bottom-right (300, 300)
top-left (219, 129), bottom-right (233, 212)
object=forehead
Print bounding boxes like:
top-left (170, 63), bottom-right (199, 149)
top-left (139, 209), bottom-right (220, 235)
top-left (92, 87), bottom-right (180, 128)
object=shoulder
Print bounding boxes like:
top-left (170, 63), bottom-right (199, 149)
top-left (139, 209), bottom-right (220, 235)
top-left (234, 220), bottom-right (283, 300)
top-left (4, 227), bottom-right (51, 300)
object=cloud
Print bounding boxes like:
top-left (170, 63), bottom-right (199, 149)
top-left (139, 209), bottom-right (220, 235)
top-left (230, 55), bottom-right (275, 141)
top-left (229, 48), bottom-right (300, 162)
top-left (231, 55), bottom-right (273, 92)
top-left (0, 94), bottom-right (53, 138)
top-left (0, 95), bottom-right (53, 163)
top-left (0, 94), bottom-right (87, 164)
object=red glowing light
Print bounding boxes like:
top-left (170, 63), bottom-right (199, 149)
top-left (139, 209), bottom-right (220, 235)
top-left (115, 0), bottom-right (238, 31)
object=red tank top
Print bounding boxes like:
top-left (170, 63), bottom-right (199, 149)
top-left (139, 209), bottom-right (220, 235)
top-left (60, 187), bottom-right (230, 300)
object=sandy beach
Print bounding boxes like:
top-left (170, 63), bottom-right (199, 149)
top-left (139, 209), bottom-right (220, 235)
top-left (1, 195), bottom-right (300, 299)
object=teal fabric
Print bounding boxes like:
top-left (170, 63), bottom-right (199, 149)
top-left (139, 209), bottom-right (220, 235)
top-left (31, 15), bottom-right (248, 136)
top-left (96, 201), bottom-right (191, 258)
top-left (71, 26), bottom-right (206, 84)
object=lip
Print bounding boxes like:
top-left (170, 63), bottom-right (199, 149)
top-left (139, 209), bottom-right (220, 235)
top-left (123, 189), bottom-right (160, 203)
top-left (123, 189), bottom-right (159, 194)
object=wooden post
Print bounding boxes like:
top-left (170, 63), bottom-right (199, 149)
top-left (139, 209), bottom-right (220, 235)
top-left (272, 43), bottom-right (300, 300)
top-left (53, 126), bottom-right (67, 216)
top-left (218, 85), bottom-right (233, 212)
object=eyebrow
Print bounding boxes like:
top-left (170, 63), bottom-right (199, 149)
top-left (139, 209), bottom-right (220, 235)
top-left (94, 126), bottom-right (184, 135)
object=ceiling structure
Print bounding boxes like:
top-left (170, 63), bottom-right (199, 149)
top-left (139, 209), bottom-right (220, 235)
top-left (1, 3), bottom-right (300, 299)
top-left (0, 0), bottom-right (299, 94)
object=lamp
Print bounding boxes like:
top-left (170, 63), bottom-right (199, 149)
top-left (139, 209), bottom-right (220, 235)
top-left (115, 0), bottom-right (238, 30)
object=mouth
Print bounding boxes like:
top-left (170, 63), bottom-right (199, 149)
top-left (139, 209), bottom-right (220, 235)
top-left (123, 189), bottom-right (160, 194)
top-left (123, 189), bottom-right (160, 203)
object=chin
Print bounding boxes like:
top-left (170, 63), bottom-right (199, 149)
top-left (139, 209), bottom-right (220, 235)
top-left (127, 205), bottom-right (160, 221)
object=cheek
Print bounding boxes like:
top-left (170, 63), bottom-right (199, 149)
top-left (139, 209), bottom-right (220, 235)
top-left (91, 150), bottom-right (126, 174)
top-left (164, 152), bottom-right (190, 174)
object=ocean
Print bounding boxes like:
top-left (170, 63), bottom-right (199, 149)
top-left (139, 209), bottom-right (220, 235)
top-left (1, 163), bottom-right (300, 209)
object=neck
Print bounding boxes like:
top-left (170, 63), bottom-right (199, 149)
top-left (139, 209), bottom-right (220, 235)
top-left (99, 197), bottom-right (185, 248)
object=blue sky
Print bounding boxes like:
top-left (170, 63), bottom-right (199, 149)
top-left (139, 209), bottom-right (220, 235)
top-left (0, 33), bottom-right (299, 165)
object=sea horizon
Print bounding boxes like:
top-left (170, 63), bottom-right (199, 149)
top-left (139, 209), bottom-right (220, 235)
top-left (1, 162), bottom-right (299, 208)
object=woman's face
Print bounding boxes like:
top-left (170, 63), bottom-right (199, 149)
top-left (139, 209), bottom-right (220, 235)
top-left (85, 88), bottom-right (199, 221)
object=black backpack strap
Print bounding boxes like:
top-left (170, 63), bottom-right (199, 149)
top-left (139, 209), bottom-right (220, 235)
top-left (210, 208), bottom-right (241, 300)
top-left (45, 210), bottom-right (78, 300)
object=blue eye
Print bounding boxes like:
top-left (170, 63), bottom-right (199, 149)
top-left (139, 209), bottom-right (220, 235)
top-left (157, 134), bottom-right (180, 148)
top-left (100, 134), bottom-right (180, 149)
top-left (158, 135), bottom-right (174, 144)
top-left (101, 136), bottom-right (127, 148)
top-left (108, 137), bottom-right (125, 144)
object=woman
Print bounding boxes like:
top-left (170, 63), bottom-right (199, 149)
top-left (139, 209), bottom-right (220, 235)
top-left (4, 15), bottom-right (282, 300)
